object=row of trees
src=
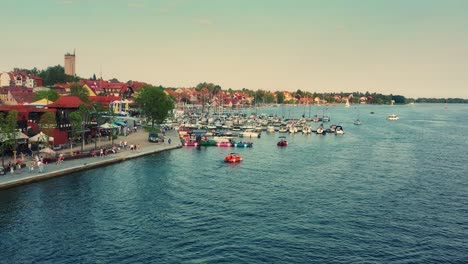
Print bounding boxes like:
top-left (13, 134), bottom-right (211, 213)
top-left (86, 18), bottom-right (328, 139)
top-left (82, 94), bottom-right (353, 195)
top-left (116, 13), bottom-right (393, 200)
top-left (14, 65), bottom-right (80, 86)
top-left (185, 84), bottom-right (412, 105)
top-left (415, 98), bottom-right (468, 103)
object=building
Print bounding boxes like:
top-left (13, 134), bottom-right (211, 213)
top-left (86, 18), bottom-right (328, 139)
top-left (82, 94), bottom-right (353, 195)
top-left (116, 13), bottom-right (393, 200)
top-left (0, 72), bottom-right (43, 88)
top-left (64, 50), bottom-right (76, 76)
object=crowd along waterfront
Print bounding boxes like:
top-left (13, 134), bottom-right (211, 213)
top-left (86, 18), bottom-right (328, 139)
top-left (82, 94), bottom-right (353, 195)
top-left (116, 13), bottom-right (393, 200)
top-left (0, 104), bottom-right (467, 263)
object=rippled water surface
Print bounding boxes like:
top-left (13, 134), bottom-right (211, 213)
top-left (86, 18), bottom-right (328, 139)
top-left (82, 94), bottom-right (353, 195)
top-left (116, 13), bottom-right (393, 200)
top-left (1, 104), bottom-right (467, 263)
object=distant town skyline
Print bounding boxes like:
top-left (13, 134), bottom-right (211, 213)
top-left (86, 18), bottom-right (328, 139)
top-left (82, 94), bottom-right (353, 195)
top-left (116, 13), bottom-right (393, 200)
top-left (1, 0), bottom-right (467, 98)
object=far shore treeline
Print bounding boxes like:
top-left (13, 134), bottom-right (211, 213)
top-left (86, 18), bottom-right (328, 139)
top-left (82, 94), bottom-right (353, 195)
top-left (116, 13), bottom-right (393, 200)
top-left (11, 66), bottom-right (467, 104)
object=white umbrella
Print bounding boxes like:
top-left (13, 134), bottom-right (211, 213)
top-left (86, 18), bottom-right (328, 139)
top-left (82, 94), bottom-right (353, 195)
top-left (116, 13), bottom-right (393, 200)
top-left (29, 132), bottom-right (54, 142)
top-left (0, 131), bottom-right (29, 142)
top-left (100, 122), bottom-right (119, 129)
top-left (39, 147), bottom-right (56, 155)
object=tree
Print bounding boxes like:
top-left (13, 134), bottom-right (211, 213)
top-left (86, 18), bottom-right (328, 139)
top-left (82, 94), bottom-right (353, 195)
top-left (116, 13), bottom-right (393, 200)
top-left (13, 67), bottom-right (39, 75)
top-left (35, 89), bottom-right (60, 102)
top-left (39, 112), bottom-right (56, 147)
top-left (77, 104), bottom-right (93, 151)
top-left (0, 111), bottom-right (19, 167)
top-left (69, 111), bottom-right (83, 152)
top-left (277, 91), bottom-right (285, 104)
top-left (70, 83), bottom-right (90, 103)
top-left (38, 65), bottom-right (80, 86)
top-left (134, 86), bottom-right (175, 128)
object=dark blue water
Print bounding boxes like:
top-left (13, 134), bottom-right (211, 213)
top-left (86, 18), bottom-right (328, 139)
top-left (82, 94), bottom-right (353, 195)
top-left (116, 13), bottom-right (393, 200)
top-left (1, 104), bottom-right (467, 263)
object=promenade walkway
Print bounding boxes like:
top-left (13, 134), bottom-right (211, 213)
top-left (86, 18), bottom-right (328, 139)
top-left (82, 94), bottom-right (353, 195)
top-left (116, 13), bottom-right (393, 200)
top-left (0, 129), bottom-right (181, 189)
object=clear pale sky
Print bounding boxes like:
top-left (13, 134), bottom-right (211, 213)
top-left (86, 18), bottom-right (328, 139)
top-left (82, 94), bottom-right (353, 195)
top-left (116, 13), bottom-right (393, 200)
top-left (1, 0), bottom-right (468, 98)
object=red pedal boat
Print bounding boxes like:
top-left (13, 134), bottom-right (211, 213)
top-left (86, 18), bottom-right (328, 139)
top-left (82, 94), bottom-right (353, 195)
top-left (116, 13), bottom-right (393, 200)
top-left (224, 153), bottom-right (243, 163)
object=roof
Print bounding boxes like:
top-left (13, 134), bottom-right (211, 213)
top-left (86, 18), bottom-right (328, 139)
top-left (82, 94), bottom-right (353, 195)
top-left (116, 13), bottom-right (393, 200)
top-left (29, 98), bottom-right (54, 106)
top-left (46, 96), bottom-right (84, 108)
top-left (9, 91), bottom-right (36, 104)
top-left (89, 96), bottom-right (121, 105)
top-left (0, 105), bottom-right (56, 114)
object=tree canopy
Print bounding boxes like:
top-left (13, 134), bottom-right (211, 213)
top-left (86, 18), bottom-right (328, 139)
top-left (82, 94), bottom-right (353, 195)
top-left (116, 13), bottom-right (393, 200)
top-left (39, 112), bottom-right (56, 146)
top-left (38, 65), bottom-right (80, 86)
top-left (35, 89), bottom-right (60, 102)
top-left (0, 111), bottom-right (19, 166)
top-left (134, 86), bottom-right (175, 127)
top-left (70, 83), bottom-right (90, 103)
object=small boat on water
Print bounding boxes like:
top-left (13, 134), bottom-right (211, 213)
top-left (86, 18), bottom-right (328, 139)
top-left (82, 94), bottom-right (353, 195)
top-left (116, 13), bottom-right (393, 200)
top-left (241, 129), bottom-right (261, 138)
top-left (199, 139), bottom-right (217, 146)
top-left (335, 125), bottom-right (345, 135)
top-left (387, 114), bottom-right (399, 120)
top-left (316, 125), bottom-right (325, 135)
top-left (183, 141), bottom-right (198, 147)
top-left (216, 142), bottom-right (232, 147)
top-left (353, 119), bottom-right (362, 125)
top-left (277, 136), bottom-right (288, 147)
top-left (224, 153), bottom-right (243, 163)
top-left (232, 141), bottom-right (253, 148)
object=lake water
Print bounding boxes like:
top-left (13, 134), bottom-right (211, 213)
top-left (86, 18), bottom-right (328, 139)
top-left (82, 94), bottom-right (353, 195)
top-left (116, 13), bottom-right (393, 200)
top-left (1, 104), bottom-right (467, 263)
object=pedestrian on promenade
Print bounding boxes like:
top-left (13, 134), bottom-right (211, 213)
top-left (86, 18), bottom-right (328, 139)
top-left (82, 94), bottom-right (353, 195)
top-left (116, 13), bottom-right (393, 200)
top-left (37, 161), bottom-right (43, 173)
top-left (100, 148), bottom-right (104, 158)
top-left (168, 138), bottom-right (171, 144)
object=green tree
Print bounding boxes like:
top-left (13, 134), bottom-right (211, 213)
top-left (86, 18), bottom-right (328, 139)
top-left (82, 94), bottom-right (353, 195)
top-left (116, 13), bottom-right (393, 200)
top-left (38, 112), bottom-right (56, 147)
top-left (13, 67), bottom-right (40, 75)
top-left (134, 86), bottom-right (175, 128)
top-left (39, 65), bottom-right (80, 86)
top-left (77, 104), bottom-right (93, 151)
top-left (264, 92), bottom-right (275, 104)
top-left (0, 111), bottom-right (19, 167)
top-left (70, 83), bottom-right (90, 103)
top-left (276, 91), bottom-right (285, 104)
top-left (69, 111), bottom-right (83, 148)
top-left (35, 89), bottom-right (60, 102)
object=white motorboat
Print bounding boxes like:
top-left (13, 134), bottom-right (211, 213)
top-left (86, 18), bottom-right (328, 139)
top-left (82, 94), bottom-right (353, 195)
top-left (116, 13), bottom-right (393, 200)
top-left (387, 114), bottom-right (399, 120)
top-left (241, 129), bottom-right (260, 138)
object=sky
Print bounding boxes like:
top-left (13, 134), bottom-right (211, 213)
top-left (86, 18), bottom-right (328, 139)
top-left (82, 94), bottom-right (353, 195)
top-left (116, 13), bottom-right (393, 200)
top-left (1, 0), bottom-right (468, 98)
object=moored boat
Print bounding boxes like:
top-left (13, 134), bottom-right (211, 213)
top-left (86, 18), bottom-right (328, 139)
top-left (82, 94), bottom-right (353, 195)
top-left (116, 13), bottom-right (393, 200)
top-left (183, 141), bottom-right (199, 147)
top-left (335, 125), bottom-right (344, 135)
top-left (216, 142), bottom-right (232, 147)
top-left (199, 139), bottom-right (217, 146)
top-left (232, 141), bottom-right (253, 148)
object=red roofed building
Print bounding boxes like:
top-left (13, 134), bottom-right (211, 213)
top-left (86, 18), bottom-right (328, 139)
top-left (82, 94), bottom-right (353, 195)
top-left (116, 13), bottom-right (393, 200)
top-left (106, 82), bottom-right (128, 97)
top-left (0, 104), bottom-right (60, 144)
top-left (52, 83), bottom-right (71, 95)
top-left (46, 96), bottom-right (88, 145)
top-left (8, 90), bottom-right (36, 105)
top-left (47, 96), bottom-right (84, 108)
top-left (0, 71), bottom-right (43, 88)
top-left (89, 96), bottom-right (121, 107)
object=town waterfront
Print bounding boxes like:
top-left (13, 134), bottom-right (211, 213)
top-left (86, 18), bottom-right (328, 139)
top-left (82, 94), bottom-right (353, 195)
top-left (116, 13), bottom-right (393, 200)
top-left (0, 104), bottom-right (467, 263)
